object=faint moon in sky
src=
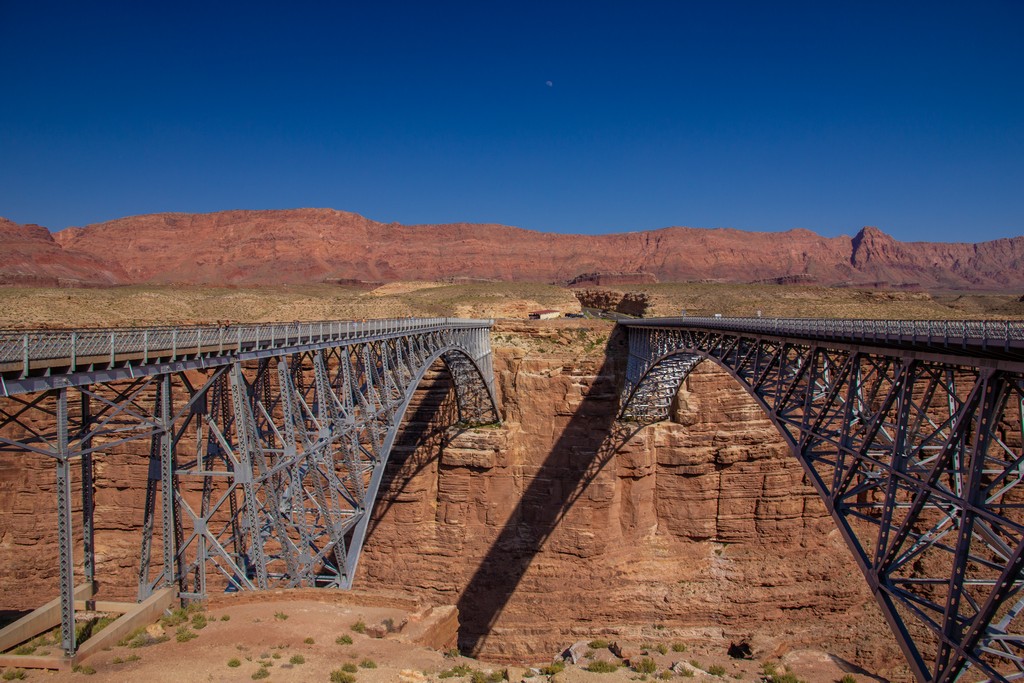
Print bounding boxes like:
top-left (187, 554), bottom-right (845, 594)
top-left (545, 80), bottom-right (553, 87)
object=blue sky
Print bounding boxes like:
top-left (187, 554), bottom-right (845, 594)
top-left (1, 1), bottom-right (1021, 242)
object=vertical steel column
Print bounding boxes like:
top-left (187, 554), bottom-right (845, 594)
top-left (229, 361), bottom-right (269, 589)
top-left (159, 373), bottom-right (176, 588)
top-left (55, 388), bottom-right (76, 656)
top-left (80, 389), bottom-right (95, 589)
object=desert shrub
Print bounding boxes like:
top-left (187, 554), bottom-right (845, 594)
top-left (227, 658), bottom-right (241, 668)
top-left (839, 677), bottom-right (857, 683)
top-left (439, 665), bottom-right (475, 678)
top-left (12, 645), bottom-right (35, 656)
top-left (221, 614), bottom-right (231, 621)
top-left (672, 642), bottom-right (687, 652)
top-left (351, 619), bottom-right (366, 634)
top-left (336, 634), bottom-right (353, 645)
top-left (191, 613), bottom-right (208, 630)
top-left (359, 658), bottom-right (377, 669)
top-left (2, 671), bottom-right (27, 681)
top-left (540, 660), bottom-right (565, 675)
top-left (251, 669), bottom-right (269, 680)
top-left (290, 654), bottom-right (305, 665)
top-left (274, 611), bottom-right (288, 621)
top-left (175, 626), bottom-right (197, 643)
top-left (304, 637), bottom-right (315, 645)
top-left (586, 660), bottom-right (619, 673)
top-left (342, 663), bottom-right (358, 673)
top-left (330, 671), bottom-right (356, 683)
top-left (656, 643), bottom-right (668, 655)
top-left (708, 664), bottom-right (726, 676)
top-left (634, 657), bottom-right (658, 674)
top-left (588, 638), bottom-right (610, 649)
top-left (72, 664), bottom-right (96, 675)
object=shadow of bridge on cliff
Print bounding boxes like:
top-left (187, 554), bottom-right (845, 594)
top-left (365, 327), bottom-right (646, 655)
top-left (453, 327), bottom-right (643, 655)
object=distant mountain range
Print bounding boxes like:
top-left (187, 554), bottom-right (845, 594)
top-left (2, 209), bottom-right (1023, 290)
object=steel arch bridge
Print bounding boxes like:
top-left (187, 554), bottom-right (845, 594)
top-left (0, 318), bottom-right (498, 658)
top-left (620, 316), bottom-right (1024, 683)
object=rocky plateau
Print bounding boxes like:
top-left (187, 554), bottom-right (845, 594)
top-left (1, 209), bottom-right (1022, 290)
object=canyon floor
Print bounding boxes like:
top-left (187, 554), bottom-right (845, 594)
top-left (0, 591), bottom-right (878, 683)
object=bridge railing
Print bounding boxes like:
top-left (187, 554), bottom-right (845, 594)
top-left (0, 317), bottom-right (493, 378)
top-left (627, 316), bottom-right (1024, 347)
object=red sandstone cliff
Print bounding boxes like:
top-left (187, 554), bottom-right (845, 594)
top-left (1, 209), bottom-right (1020, 290)
top-left (0, 218), bottom-right (126, 287)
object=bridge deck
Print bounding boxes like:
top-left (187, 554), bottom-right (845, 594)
top-left (622, 316), bottom-right (1024, 366)
top-left (0, 317), bottom-right (493, 396)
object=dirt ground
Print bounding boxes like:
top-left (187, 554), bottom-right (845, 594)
top-left (0, 591), bottom-right (886, 682)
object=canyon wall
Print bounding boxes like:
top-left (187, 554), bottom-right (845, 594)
top-left (2, 209), bottom-right (1024, 290)
top-left (0, 323), bottom-right (907, 679)
top-left (359, 322), bottom-right (907, 679)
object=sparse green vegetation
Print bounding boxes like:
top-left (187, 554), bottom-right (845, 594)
top-left (341, 663), bottom-right (358, 673)
top-left (72, 664), bottom-right (96, 675)
top-left (586, 660), bottom-right (619, 673)
top-left (708, 664), bottom-right (727, 676)
top-left (335, 634), bottom-right (353, 645)
top-left (2, 670), bottom-right (27, 681)
top-left (358, 658), bottom-right (376, 669)
top-left (175, 626), bottom-right (197, 643)
top-left (303, 637), bottom-right (314, 645)
top-left (656, 643), bottom-right (668, 655)
top-left (672, 642), bottom-right (687, 652)
top-left (840, 676), bottom-right (857, 683)
top-left (438, 664), bottom-right (475, 678)
top-left (588, 639), bottom-right (610, 649)
top-left (119, 627), bottom-right (167, 648)
top-left (289, 654), bottom-right (305, 665)
top-left (221, 614), bottom-right (231, 621)
top-left (633, 657), bottom-right (658, 674)
top-left (228, 658), bottom-right (241, 668)
top-left (274, 611), bottom-right (288, 621)
top-left (540, 660), bottom-right (565, 675)
top-left (330, 671), bottom-right (357, 683)
top-left (251, 668), bottom-right (270, 680)
top-left (350, 620), bottom-right (366, 634)
top-left (191, 613), bottom-right (208, 630)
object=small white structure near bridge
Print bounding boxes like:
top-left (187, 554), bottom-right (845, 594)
top-left (528, 309), bottom-right (560, 320)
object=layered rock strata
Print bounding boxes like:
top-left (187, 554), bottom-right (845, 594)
top-left (1, 209), bottom-right (1022, 289)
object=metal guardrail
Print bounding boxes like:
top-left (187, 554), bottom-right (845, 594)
top-left (623, 316), bottom-right (1024, 349)
top-left (0, 317), bottom-right (493, 378)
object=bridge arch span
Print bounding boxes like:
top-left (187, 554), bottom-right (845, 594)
top-left (0, 318), bottom-right (499, 658)
top-left (619, 319), bottom-right (1024, 683)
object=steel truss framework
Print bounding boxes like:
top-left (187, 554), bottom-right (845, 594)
top-left (0, 319), bottom-right (498, 657)
top-left (620, 320), bottom-right (1024, 683)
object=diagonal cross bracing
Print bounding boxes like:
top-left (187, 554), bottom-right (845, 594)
top-left (619, 317), bottom-right (1024, 683)
top-left (0, 318), bottom-right (499, 657)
